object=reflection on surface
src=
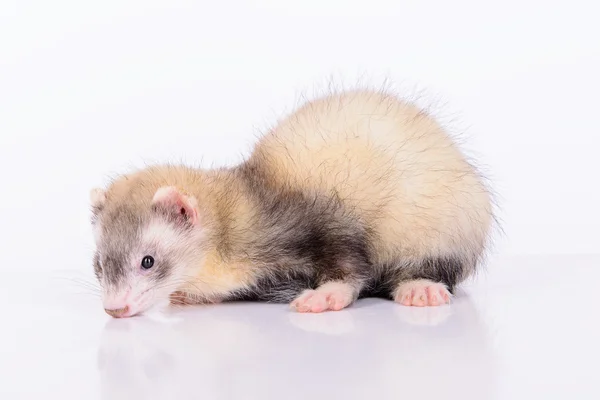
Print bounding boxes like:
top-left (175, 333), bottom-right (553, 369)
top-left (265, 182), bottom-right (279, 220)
top-left (97, 293), bottom-right (497, 400)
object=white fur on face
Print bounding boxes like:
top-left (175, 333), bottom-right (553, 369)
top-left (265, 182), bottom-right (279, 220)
top-left (142, 219), bottom-right (181, 249)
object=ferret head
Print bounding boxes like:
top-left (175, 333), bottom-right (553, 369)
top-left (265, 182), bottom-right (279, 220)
top-left (90, 185), bottom-right (205, 318)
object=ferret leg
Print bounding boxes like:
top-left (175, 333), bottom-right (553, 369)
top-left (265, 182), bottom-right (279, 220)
top-left (169, 291), bottom-right (220, 305)
top-left (391, 257), bottom-right (465, 307)
top-left (393, 279), bottom-right (452, 306)
top-left (290, 281), bottom-right (360, 313)
top-left (290, 259), bottom-right (367, 313)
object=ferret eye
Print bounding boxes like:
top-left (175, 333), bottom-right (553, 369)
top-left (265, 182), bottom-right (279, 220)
top-left (141, 255), bottom-right (155, 270)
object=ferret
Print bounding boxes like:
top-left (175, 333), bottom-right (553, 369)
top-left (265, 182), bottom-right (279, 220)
top-left (89, 89), bottom-right (494, 318)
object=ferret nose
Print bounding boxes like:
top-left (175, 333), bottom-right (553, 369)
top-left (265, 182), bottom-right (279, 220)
top-left (104, 306), bottom-right (130, 318)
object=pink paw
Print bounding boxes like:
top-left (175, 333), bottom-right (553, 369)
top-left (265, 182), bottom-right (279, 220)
top-left (394, 280), bottom-right (451, 307)
top-left (290, 282), bottom-right (355, 313)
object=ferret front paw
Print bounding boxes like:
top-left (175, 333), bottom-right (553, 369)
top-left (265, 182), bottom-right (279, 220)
top-left (169, 291), bottom-right (218, 305)
top-left (169, 291), bottom-right (197, 305)
top-left (290, 282), bottom-right (355, 313)
top-left (394, 279), bottom-right (451, 307)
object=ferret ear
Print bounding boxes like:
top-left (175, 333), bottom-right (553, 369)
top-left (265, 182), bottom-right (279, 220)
top-left (151, 186), bottom-right (200, 226)
top-left (90, 188), bottom-right (106, 214)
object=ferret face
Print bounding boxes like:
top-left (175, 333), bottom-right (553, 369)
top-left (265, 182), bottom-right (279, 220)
top-left (90, 186), bottom-right (203, 318)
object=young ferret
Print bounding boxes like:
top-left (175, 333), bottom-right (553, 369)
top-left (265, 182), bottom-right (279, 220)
top-left (90, 89), bottom-right (494, 318)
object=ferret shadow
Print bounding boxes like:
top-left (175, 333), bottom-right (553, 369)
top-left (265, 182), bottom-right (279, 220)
top-left (97, 292), bottom-right (498, 400)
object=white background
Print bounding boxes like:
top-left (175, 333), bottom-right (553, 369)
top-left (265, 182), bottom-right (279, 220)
top-left (1, 2), bottom-right (599, 399)
top-left (1, 1), bottom-right (599, 266)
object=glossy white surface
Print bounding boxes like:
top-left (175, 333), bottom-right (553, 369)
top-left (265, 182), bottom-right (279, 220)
top-left (0, 254), bottom-right (598, 399)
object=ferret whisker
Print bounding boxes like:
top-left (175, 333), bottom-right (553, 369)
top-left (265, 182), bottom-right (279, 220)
top-left (58, 277), bottom-right (102, 293)
top-left (71, 289), bottom-right (102, 297)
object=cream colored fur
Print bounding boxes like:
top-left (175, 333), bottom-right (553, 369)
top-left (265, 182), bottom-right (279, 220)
top-left (251, 90), bottom-right (492, 275)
